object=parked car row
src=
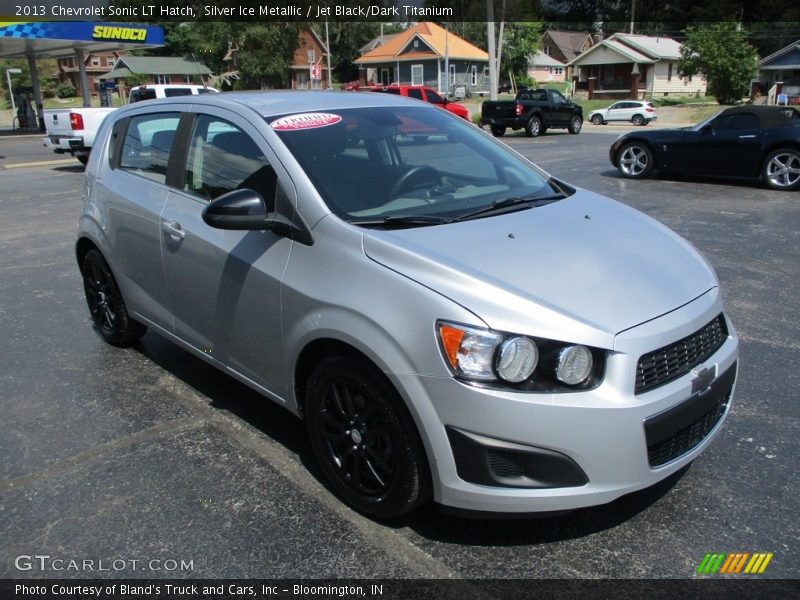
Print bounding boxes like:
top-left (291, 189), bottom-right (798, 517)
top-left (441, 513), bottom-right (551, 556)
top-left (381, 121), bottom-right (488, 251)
top-left (77, 90), bottom-right (739, 519)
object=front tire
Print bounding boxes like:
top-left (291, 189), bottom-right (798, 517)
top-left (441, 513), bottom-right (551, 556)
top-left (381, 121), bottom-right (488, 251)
top-left (81, 249), bottom-right (147, 346)
top-left (590, 114), bottom-right (604, 125)
top-left (490, 125), bottom-right (506, 137)
top-left (305, 356), bottom-right (431, 519)
top-left (762, 148), bottom-right (800, 191)
top-left (617, 142), bottom-right (654, 179)
top-left (525, 115), bottom-right (542, 137)
top-left (568, 115), bottom-right (583, 134)
top-left (76, 154), bottom-right (89, 165)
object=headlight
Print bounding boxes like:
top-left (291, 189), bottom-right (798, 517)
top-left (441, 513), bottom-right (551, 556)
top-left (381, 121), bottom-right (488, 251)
top-left (438, 323), bottom-right (500, 380)
top-left (555, 345), bottom-right (593, 385)
top-left (496, 337), bottom-right (538, 383)
top-left (437, 321), bottom-right (604, 392)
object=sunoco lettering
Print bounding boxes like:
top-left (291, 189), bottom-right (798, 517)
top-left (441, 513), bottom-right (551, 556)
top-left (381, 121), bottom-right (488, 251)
top-left (92, 26), bottom-right (147, 42)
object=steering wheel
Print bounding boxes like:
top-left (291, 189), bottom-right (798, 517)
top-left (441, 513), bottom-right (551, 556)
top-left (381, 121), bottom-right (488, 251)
top-left (389, 165), bottom-right (440, 197)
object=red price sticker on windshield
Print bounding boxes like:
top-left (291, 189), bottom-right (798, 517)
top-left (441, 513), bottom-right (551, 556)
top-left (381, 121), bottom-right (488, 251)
top-left (271, 112), bottom-right (342, 131)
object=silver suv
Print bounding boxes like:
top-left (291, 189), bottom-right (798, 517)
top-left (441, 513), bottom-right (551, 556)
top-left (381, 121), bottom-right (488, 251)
top-left (78, 91), bottom-right (738, 518)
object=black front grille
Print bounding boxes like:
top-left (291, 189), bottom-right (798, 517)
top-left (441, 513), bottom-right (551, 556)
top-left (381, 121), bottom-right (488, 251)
top-left (644, 362), bottom-right (736, 468)
top-left (647, 396), bottom-right (728, 467)
top-left (636, 314), bottom-right (728, 394)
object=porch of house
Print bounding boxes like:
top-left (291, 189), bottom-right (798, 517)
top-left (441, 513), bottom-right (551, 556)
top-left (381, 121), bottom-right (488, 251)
top-left (572, 63), bottom-right (647, 100)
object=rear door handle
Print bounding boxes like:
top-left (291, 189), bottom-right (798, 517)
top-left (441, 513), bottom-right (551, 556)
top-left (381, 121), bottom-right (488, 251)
top-left (162, 220), bottom-right (186, 241)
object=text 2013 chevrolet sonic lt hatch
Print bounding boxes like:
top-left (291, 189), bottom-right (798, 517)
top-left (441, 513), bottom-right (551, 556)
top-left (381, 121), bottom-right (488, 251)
top-left (78, 91), bottom-right (738, 518)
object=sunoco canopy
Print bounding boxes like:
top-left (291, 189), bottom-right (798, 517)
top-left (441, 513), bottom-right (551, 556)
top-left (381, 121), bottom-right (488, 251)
top-left (0, 21), bottom-right (164, 58)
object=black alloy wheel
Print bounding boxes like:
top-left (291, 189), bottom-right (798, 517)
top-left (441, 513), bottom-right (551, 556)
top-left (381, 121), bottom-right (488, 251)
top-left (81, 249), bottom-right (146, 346)
top-left (305, 356), bottom-right (431, 518)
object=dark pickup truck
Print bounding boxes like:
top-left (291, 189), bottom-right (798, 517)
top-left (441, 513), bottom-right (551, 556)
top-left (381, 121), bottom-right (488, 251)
top-left (481, 88), bottom-right (583, 137)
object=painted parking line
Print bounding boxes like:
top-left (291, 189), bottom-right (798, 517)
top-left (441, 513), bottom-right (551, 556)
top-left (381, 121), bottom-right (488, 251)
top-left (1, 158), bottom-right (79, 169)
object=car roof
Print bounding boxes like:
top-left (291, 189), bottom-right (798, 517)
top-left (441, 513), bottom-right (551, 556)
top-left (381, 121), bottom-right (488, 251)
top-left (116, 90), bottom-right (424, 119)
top-left (720, 105), bottom-right (800, 127)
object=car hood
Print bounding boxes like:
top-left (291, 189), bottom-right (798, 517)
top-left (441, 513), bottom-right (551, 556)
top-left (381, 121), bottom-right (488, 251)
top-left (362, 190), bottom-right (717, 346)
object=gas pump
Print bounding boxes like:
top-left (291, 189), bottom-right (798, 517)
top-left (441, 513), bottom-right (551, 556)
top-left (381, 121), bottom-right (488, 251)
top-left (98, 81), bottom-right (116, 107)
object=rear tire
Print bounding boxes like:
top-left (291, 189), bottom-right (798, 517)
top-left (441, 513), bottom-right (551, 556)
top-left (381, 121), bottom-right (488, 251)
top-left (81, 249), bottom-right (146, 346)
top-left (568, 115), bottom-right (583, 134)
top-left (762, 148), bottom-right (800, 191)
top-left (305, 356), bottom-right (431, 519)
top-left (76, 154), bottom-right (89, 165)
top-left (632, 114), bottom-right (645, 126)
top-left (617, 142), bottom-right (654, 179)
top-left (525, 115), bottom-right (542, 137)
top-left (490, 125), bottom-right (506, 137)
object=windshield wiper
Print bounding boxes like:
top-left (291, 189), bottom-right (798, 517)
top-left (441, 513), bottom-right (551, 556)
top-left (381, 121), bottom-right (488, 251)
top-left (351, 215), bottom-right (455, 229)
top-left (453, 194), bottom-right (564, 222)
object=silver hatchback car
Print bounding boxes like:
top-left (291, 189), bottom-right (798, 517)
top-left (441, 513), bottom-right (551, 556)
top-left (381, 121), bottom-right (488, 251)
top-left (78, 91), bottom-right (738, 518)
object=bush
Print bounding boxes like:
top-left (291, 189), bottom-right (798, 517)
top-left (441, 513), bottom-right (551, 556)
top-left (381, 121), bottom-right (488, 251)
top-left (55, 83), bottom-right (76, 98)
top-left (516, 75), bottom-right (536, 89)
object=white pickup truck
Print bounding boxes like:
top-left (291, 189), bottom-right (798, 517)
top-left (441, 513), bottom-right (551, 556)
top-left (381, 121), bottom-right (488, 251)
top-left (42, 107), bottom-right (116, 164)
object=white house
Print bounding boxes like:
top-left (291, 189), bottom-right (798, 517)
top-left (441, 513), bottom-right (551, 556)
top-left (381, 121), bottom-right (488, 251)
top-left (568, 33), bottom-right (707, 99)
top-left (527, 50), bottom-right (567, 82)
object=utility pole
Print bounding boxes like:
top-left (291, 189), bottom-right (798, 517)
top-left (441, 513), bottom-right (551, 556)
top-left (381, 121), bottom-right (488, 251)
top-left (487, 0), bottom-right (497, 100)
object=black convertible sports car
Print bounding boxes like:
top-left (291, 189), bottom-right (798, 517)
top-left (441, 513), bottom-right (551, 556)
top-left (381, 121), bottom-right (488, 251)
top-left (609, 105), bottom-right (800, 190)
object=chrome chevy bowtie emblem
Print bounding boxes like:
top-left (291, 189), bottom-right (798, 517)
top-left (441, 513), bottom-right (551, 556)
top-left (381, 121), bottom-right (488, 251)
top-left (691, 365), bottom-right (717, 395)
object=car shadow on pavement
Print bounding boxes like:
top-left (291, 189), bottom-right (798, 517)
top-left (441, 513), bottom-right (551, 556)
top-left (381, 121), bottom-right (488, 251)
top-left (395, 465), bottom-right (689, 545)
top-left (133, 333), bottom-right (689, 543)
top-left (132, 333), bottom-right (321, 476)
top-left (53, 164), bottom-right (85, 172)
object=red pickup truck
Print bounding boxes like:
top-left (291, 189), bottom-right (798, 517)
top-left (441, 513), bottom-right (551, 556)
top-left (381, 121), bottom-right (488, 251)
top-left (370, 85), bottom-right (470, 120)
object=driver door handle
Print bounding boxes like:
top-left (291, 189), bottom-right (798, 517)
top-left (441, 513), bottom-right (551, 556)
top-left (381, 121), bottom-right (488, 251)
top-left (162, 220), bottom-right (186, 241)
top-left (738, 134), bottom-right (756, 139)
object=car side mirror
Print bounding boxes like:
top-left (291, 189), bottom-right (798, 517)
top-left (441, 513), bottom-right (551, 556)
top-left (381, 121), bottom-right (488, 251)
top-left (202, 188), bottom-right (311, 244)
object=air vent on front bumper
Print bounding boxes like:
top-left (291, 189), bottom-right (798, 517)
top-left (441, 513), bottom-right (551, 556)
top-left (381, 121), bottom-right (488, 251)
top-left (635, 314), bottom-right (728, 395)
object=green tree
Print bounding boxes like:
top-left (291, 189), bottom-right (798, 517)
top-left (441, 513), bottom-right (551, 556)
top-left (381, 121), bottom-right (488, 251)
top-left (500, 22), bottom-right (543, 79)
top-left (236, 24), bottom-right (300, 89)
top-left (678, 22), bottom-right (758, 105)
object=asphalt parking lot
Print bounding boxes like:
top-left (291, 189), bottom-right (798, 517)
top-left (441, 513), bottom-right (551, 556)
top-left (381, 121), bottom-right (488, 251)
top-left (0, 129), bottom-right (797, 580)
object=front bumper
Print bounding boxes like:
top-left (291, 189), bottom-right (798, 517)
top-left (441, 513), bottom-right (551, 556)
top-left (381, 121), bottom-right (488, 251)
top-left (394, 288), bottom-right (738, 513)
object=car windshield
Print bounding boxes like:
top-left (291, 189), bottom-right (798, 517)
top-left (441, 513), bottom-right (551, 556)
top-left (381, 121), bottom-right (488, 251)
top-left (270, 106), bottom-right (559, 225)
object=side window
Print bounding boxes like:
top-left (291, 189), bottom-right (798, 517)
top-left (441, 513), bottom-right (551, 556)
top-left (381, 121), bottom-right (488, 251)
top-left (184, 115), bottom-right (277, 205)
top-left (713, 113), bottom-right (760, 131)
top-left (164, 88), bottom-right (193, 97)
top-left (552, 91), bottom-right (566, 104)
top-left (407, 88), bottom-right (424, 101)
top-left (119, 112), bottom-right (180, 184)
top-left (609, 103), bottom-right (622, 110)
top-left (426, 90), bottom-right (444, 104)
top-left (130, 89), bottom-right (156, 103)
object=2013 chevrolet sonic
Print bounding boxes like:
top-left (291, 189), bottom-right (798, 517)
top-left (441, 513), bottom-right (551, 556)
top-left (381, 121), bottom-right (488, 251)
top-left (77, 91), bottom-right (739, 518)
